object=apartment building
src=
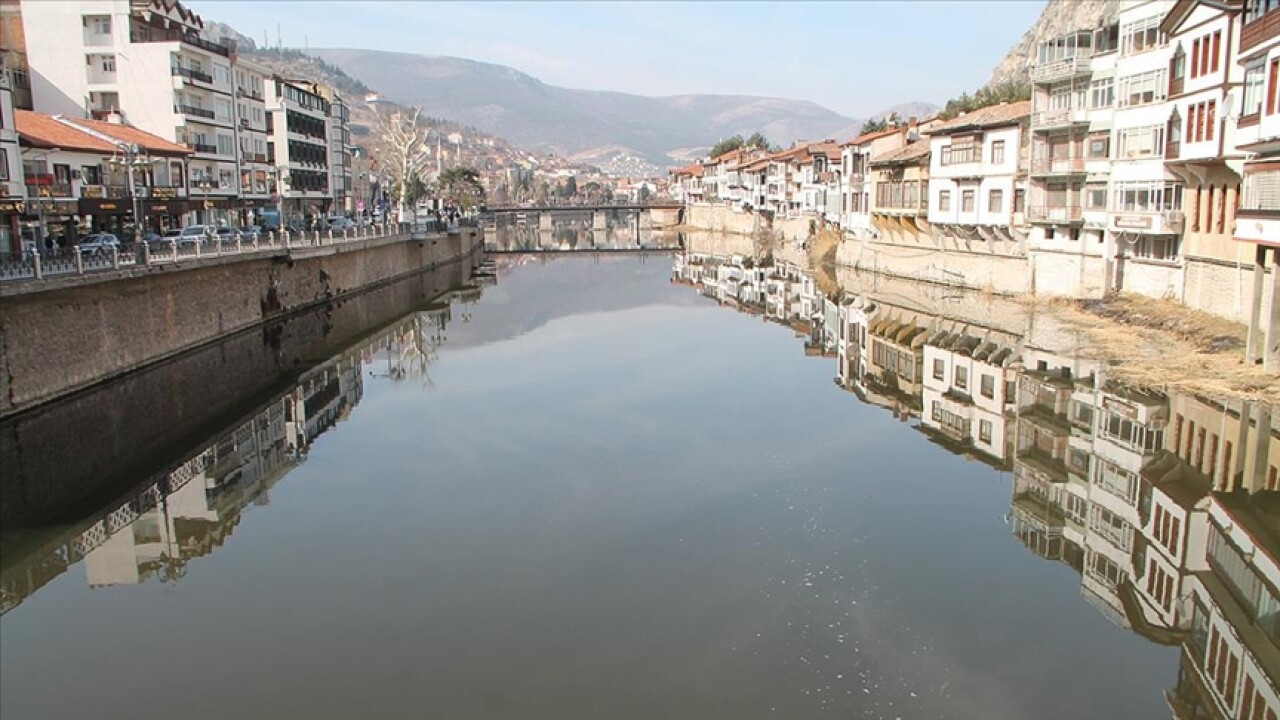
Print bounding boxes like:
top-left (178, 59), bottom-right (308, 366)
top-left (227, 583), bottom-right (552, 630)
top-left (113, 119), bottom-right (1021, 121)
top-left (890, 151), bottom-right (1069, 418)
top-left (267, 77), bottom-right (332, 223)
top-left (20, 0), bottom-right (243, 218)
top-left (319, 87), bottom-right (353, 214)
top-left (1027, 23), bottom-right (1122, 297)
top-left (0, 69), bottom-right (20, 253)
top-left (1235, 0), bottom-right (1280, 371)
top-left (927, 100), bottom-right (1031, 246)
top-left (867, 139), bottom-right (930, 243)
top-left (921, 328), bottom-right (1019, 465)
top-left (840, 125), bottom-right (913, 239)
top-left (233, 56), bottom-right (270, 221)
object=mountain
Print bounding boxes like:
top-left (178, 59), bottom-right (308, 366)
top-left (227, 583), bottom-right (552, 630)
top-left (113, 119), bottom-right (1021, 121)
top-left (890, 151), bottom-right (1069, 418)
top-left (305, 49), bottom-right (936, 165)
top-left (985, 0), bottom-right (1122, 88)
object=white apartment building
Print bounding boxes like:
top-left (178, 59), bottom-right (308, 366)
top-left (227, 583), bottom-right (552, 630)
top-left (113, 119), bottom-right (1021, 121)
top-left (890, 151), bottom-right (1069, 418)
top-left (1027, 23), bottom-right (1122, 297)
top-left (840, 125), bottom-right (912, 238)
top-left (20, 0), bottom-right (241, 218)
top-left (268, 77), bottom-right (332, 223)
top-left (1110, 1), bottom-right (1185, 297)
top-left (927, 101), bottom-right (1031, 244)
top-left (233, 57), bottom-right (271, 219)
top-left (0, 69), bottom-right (21, 254)
top-left (321, 88), bottom-right (353, 214)
top-left (921, 329), bottom-right (1018, 464)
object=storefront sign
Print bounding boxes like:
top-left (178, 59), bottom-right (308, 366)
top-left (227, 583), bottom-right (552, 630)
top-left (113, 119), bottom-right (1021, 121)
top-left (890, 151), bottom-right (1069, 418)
top-left (151, 187), bottom-right (180, 199)
top-left (80, 185), bottom-right (104, 198)
top-left (79, 198), bottom-right (126, 215)
top-left (1113, 214), bottom-right (1153, 230)
top-left (0, 199), bottom-right (25, 214)
top-left (27, 199), bottom-right (79, 215)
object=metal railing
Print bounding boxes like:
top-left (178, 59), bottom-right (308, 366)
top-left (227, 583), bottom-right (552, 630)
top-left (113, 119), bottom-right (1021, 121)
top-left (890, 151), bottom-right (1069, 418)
top-left (174, 104), bottom-right (216, 119)
top-left (172, 66), bottom-right (213, 84)
top-left (0, 221), bottom-right (428, 283)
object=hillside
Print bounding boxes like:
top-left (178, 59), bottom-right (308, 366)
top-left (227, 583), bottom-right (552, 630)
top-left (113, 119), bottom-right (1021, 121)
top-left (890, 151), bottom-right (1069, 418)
top-left (305, 49), bottom-right (935, 165)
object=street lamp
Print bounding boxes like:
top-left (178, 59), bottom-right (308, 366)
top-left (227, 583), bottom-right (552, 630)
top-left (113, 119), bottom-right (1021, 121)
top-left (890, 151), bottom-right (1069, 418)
top-left (20, 146), bottom-right (61, 249)
top-left (193, 175), bottom-right (220, 227)
top-left (106, 142), bottom-right (162, 244)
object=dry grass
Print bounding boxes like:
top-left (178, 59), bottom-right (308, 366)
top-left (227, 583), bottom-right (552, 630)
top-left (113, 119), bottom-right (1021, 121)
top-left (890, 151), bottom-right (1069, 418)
top-left (1034, 293), bottom-right (1280, 402)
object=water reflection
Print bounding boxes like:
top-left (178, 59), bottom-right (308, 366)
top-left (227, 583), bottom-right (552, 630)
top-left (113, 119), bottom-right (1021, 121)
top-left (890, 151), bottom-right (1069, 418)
top-left (0, 300), bottom-right (461, 614)
top-left (672, 249), bottom-right (1279, 720)
top-left (485, 222), bottom-right (683, 252)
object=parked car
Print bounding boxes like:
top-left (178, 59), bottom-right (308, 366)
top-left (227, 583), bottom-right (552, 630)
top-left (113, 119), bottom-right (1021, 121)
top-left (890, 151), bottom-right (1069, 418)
top-left (327, 217), bottom-right (356, 231)
top-left (238, 225), bottom-right (261, 241)
top-left (141, 231), bottom-right (163, 245)
top-left (77, 233), bottom-right (121, 256)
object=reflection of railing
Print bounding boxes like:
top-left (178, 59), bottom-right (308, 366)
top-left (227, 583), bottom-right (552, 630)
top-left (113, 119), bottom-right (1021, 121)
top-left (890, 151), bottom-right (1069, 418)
top-left (1030, 157), bottom-right (1086, 174)
top-left (1028, 205), bottom-right (1084, 222)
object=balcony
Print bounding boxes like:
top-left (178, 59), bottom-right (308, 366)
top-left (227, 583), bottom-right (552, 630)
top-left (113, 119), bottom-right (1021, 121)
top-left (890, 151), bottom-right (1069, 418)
top-left (25, 182), bottom-right (73, 198)
top-left (1033, 108), bottom-right (1089, 130)
top-left (235, 87), bottom-right (264, 101)
top-left (1241, 8), bottom-right (1280, 53)
top-left (940, 145), bottom-right (983, 166)
top-left (172, 66), bottom-right (213, 84)
top-left (241, 151), bottom-right (268, 164)
top-left (1028, 205), bottom-right (1084, 223)
top-left (175, 104), bottom-right (215, 120)
top-left (1030, 157), bottom-right (1086, 176)
top-left (188, 142), bottom-right (218, 154)
top-left (130, 29), bottom-right (231, 58)
top-left (1032, 55), bottom-right (1093, 84)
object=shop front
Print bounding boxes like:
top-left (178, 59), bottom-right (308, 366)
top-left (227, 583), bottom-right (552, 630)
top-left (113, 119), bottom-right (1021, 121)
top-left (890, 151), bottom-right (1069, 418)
top-left (0, 198), bottom-right (24, 257)
top-left (24, 197), bottom-right (82, 249)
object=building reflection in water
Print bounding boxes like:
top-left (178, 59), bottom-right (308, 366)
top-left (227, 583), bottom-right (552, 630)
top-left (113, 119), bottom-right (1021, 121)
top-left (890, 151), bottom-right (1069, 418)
top-left (0, 296), bottom-right (468, 614)
top-left (672, 250), bottom-right (1279, 720)
top-left (484, 222), bottom-right (683, 253)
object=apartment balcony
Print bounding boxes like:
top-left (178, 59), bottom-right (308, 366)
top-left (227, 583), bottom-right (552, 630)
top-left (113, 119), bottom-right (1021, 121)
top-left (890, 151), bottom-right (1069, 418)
top-left (1030, 157), bottom-right (1086, 176)
top-left (1241, 8), bottom-right (1280, 53)
top-left (1033, 108), bottom-right (1090, 130)
top-left (1031, 55), bottom-right (1093, 85)
top-left (130, 29), bottom-right (231, 58)
top-left (172, 66), bottom-right (213, 85)
top-left (25, 182), bottom-right (73, 198)
top-left (940, 145), bottom-right (983, 166)
top-left (1028, 205), bottom-right (1084, 224)
top-left (235, 87), bottom-right (265, 101)
top-left (78, 185), bottom-right (129, 199)
top-left (241, 151), bottom-right (268, 164)
top-left (188, 142), bottom-right (218, 154)
top-left (175, 104), bottom-right (215, 120)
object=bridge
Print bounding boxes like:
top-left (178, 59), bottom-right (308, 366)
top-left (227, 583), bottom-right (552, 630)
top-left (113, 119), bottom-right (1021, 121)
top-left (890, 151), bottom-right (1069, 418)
top-left (483, 203), bottom-right (682, 213)
top-left (479, 203), bottom-right (684, 234)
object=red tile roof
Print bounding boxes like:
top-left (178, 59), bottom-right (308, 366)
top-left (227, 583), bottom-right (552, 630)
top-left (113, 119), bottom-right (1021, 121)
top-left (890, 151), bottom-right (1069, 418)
top-left (841, 126), bottom-right (902, 148)
top-left (926, 101), bottom-right (1032, 135)
top-left (16, 111), bottom-right (191, 156)
top-left (671, 163), bottom-right (704, 178)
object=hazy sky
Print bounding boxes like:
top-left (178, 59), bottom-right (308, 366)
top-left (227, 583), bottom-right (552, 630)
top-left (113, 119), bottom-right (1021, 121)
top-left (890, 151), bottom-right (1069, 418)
top-left (190, 1), bottom-right (1046, 118)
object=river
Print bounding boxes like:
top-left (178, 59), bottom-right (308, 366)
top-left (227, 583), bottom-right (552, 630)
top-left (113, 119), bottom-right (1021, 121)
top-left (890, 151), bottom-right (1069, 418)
top-left (0, 242), bottom-right (1276, 720)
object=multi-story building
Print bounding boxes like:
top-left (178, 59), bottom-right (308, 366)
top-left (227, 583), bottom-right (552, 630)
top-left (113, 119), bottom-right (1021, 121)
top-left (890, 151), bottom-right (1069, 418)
top-left (0, 67), bottom-right (21, 254)
top-left (921, 327), bottom-right (1019, 465)
top-left (927, 100), bottom-right (1031, 246)
top-left (867, 139), bottom-right (930, 243)
top-left (1235, 0), bottom-right (1280, 371)
top-left (232, 56), bottom-right (271, 225)
top-left (267, 77), bottom-right (331, 224)
top-left (15, 110), bottom-right (191, 241)
top-left (319, 86), bottom-right (353, 214)
top-left (840, 124), bottom-right (914, 239)
top-left (20, 0), bottom-right (242, 221)
top-left (1109, 1), bottom-right (1185, 295)
top-left (1027, 22), bottom-right (1121, 297)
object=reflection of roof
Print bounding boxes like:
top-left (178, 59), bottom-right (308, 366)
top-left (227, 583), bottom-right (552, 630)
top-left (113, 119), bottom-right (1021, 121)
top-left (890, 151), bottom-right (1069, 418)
top-left (927, 101), bottom-right (1032, 135)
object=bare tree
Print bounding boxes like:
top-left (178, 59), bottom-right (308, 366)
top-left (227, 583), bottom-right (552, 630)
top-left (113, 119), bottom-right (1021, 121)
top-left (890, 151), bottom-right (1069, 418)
top-left (371, 105), bottom-right (433, 222)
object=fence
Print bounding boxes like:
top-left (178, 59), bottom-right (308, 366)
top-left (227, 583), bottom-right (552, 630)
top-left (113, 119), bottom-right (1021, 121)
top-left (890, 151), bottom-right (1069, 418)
top-left (0, 221), bottom-right (429, 283)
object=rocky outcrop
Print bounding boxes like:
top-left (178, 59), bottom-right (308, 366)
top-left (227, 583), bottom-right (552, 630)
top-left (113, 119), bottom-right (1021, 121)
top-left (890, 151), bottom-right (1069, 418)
top-left (986, 0), bottom-right (1123, 88)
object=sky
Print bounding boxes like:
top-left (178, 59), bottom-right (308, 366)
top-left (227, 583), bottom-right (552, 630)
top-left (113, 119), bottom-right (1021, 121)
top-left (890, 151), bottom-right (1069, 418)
top-left (189, 1), bottom-right (1047, 118)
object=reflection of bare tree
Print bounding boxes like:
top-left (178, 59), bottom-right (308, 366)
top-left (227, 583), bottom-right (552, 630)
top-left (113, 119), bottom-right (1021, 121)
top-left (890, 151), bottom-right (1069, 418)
top-left (374, 310), bottom-right (450, 389)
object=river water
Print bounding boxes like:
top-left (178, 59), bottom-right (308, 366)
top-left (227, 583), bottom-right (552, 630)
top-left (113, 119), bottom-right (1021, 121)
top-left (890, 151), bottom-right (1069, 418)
top-left (0, 242), bottom-right (1276, 720)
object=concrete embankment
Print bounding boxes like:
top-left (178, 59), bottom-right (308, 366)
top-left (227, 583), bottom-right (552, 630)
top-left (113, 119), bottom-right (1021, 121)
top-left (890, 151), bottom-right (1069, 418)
top-left (0, 228), bottom-right (482, 417)
top-left (0, 257), bottom-right (479, 527)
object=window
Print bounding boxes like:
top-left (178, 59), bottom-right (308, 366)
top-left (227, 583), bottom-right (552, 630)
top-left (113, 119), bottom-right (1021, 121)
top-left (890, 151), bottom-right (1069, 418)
top-left (1133, 236), bottom-right (1182, 261)
top-left (939, 190), bottom-right (951, 212)
top-left (1014, 189), bottom-right (1025, 214)
top-left (1096, 458), bottom-right (1141, 506)
top-left (87, 15), bottom-right (111, 34)
top-left (81, 165), bottom-right (101, 184)
top-left (979, 419), bottom-right (993, 444)
top-left (0, 151), bottom-right (7, 181)
top-left (1121, 16), bottom-right (1161, 56)
top-left (1207, 522), bottom-right (1280, 649)
top-left (990, 140), bottom-right (1005, 165)
top-left (1089, 504), bottom-right (1134, 551)
top-left (1186, 100), bottom-right (1217, 143)
top-left (1146, 559), bottom-right (1176, 611)
top-left (980, 374), bottom-right (995, 399)
top-left (955, 365), bottom-right (968, 390)
top-left (214, 63), bottom-right (232, 85)
top-left (961, 189), bottom-right (975, 212)
top-left (933, 358), bottom-right (945, 380)
top-left (219, 168), bottom-right (235, 190)
top-left (1118, 69), bottom-right (1168, 107)
top-left (1244, 59), bottom-right (1266, 117)
top-left (100, 55), bottom-right (115, 73)
top-left (1117, 125), bottom-right (1166, 159)
top-left (988, 189), bottom-right (1003, 213)
top-left (1100, 408), bottom-right (1164, 452)
top-left (1245, 0), bottom-right (1280, 23)
top-left (1090, 78), bottom-right (1114, 109)
top-left (217, 134), bottom-right (234, 156)
top-left (1085, 185), bottom-right (1108, 210)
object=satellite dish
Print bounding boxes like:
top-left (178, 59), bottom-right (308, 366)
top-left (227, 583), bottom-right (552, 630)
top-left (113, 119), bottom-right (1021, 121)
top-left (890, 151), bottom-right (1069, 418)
top-left (1222, 91), bottom-right (1238, 120)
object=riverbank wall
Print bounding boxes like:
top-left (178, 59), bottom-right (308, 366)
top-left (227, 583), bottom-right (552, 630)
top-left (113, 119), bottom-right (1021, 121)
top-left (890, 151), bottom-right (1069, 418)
top-left (0, 228), bottom-right (482, 417)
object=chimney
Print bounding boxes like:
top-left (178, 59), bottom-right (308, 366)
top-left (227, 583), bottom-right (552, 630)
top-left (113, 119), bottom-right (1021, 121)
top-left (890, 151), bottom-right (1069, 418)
top-left (105, 111), bottom-right (123, 124)
top-left (907, 116), bottom-right (920, 142)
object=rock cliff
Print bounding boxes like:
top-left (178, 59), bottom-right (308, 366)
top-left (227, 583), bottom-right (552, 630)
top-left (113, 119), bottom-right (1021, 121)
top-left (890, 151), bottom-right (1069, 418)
top-left (986, 0), bottom-right (1123, 88)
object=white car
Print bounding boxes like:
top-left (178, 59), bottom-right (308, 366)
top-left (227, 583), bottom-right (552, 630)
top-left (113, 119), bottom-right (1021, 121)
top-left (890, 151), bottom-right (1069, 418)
top-left (327, 217), bottom-right (357, 230)
top-left (77, 233), bottom-right (121, 256)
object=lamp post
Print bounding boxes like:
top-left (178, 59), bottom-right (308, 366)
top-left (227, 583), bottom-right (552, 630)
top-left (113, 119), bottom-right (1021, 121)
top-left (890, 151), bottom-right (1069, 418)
top-left (106, 142), bottom-right (162, 245)
top-left (193, 176), bottom-right (220, 227)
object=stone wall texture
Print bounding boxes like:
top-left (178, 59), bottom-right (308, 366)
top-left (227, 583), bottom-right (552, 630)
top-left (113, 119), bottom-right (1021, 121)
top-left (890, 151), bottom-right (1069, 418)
top-left (0, 230), bottom-right (481, 416)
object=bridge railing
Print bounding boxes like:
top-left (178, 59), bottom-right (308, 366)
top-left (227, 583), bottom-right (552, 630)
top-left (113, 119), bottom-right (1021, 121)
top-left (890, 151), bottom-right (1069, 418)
top-left (0, 221), bottom-right (413, 283)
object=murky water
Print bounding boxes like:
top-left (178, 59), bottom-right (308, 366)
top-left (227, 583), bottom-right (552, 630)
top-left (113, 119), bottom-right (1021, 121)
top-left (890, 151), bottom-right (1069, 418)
top-left (1, 247), bottom-right (1275, 720)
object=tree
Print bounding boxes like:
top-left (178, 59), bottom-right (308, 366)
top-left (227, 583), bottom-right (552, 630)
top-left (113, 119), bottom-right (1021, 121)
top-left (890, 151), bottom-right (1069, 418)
top-left (709, 135), bottom-right (745, 158)
top-left (371, 105), bottom-right (433, 221)
top-left (745, 132), bottom-right (771, 151)
top-left (437, 166), bottom-right (486, 210)
top-left (559, 176), bottom-right (578, 200)
top-left (937, 79), bottom-right (1031, 120)
top-left (860, 117), bottom-right (889, 135)
top-left (637, 185), bottom-right (652, 203)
